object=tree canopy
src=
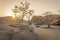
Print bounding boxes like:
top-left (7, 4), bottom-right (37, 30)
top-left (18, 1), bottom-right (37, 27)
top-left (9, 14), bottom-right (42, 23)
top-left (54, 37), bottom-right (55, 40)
top-left (12, 2), bottom-right (34, 22)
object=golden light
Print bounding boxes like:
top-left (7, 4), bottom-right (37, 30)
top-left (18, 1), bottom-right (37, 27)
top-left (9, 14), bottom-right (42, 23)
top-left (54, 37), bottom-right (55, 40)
top-left (24, 16), bottom-right (28, 20)
top-left (8, 10), bottom-right (29, 20)
top-left (8, 10), bottom-right (15, 18)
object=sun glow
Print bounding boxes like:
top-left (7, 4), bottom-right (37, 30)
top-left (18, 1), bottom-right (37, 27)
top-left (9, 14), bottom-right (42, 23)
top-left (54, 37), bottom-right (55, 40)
top-left (8, 10), bottom-right (30, 20)
top-left (8, 10), bottom-right (15, 18)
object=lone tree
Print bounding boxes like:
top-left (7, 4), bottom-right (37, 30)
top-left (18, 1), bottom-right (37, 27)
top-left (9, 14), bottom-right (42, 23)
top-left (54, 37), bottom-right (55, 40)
top-left (42, 11), bottom-right (52, 28)
top-left (12, 2), bottom-right (34, 23)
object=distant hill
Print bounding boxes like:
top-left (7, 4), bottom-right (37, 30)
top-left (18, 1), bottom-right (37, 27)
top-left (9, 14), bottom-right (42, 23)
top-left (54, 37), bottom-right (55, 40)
top-left (0, 16), bottom-right (32, 27)
top-left (0, 16), bottom-right (17, 26)
top-left (31, 15), bottom-right (60, 25)
top-left (0, 15), bottom-right (60, 26)
top-left (31, 16), bottom-right (42, 23)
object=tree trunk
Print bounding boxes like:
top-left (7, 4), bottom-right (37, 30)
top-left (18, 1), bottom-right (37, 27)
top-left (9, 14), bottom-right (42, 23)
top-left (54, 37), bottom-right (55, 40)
top-left (48, 24), bottom-right (50, 28)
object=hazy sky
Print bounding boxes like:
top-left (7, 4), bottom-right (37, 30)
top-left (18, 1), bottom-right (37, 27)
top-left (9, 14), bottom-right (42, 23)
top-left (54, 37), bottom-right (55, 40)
top-left (0, 0), bottom-right (60, 16)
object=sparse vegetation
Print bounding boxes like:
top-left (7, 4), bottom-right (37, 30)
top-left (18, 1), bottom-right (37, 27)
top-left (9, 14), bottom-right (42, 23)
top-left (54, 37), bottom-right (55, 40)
top-left (12, 2), bottom-right (34, 24)
top-left (42, 11), bottom-right (52, 28)
top-left (0, 0), bottom-right (60, 40)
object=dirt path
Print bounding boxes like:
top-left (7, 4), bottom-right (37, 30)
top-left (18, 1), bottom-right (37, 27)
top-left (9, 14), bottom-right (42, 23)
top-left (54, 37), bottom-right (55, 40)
top-left (34, 27), bottom-right (60, 40)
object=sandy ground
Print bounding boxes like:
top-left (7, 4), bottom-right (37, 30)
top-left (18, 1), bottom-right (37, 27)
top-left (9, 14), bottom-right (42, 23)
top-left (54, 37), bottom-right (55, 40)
top-left (34, 25), bottom-right (60, 40)
top-left (0, 25), bottom-right (41, 40)
top-left (0, 24), bottom-right (60, 40)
